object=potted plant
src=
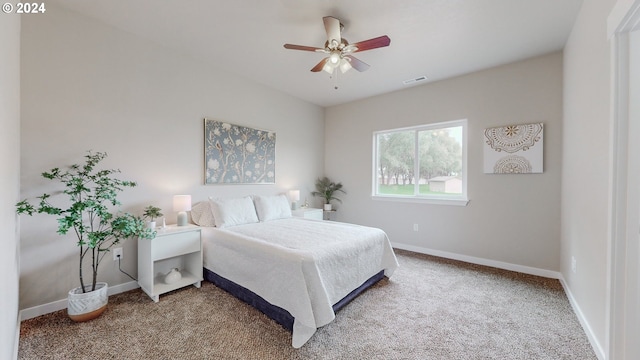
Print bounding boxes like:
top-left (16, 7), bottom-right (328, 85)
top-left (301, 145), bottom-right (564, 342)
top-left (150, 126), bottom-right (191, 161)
top-left (311, 176), bottom-right (346, 211)
top-left (143, 205), bottom-right (163, 229)
top-left (15, 151), bottom-right (155, 322)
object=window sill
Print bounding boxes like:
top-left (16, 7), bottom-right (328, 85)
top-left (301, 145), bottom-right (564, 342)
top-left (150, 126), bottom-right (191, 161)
top-left (372, 195), bottom-right (470, 206)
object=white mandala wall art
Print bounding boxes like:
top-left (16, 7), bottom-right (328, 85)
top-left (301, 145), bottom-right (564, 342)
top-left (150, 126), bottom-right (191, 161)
top-left (483, 123), bottom-right (543, 174)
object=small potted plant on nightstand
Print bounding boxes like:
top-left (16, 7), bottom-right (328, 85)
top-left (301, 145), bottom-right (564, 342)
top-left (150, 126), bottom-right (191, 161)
top-left (15, 151), bottom-right (155, 322)
top-left (143, 205), bottom-right (163, 229)
top-left (311, 176), bottom-right (346, 211)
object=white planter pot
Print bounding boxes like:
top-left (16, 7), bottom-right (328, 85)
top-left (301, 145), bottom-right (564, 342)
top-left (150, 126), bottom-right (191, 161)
top-left (146, 221), bottom-right (156, 229)
top-left (67, 282), bottom-right (108, 322)
top-left (324, 203), bottom-right (332, 211)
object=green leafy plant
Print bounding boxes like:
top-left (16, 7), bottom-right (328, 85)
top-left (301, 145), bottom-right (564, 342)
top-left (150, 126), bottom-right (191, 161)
top-left (311, 176), bottom-right (346, 205)
top-left (15, 151), bottom-right (155, 293)
top-left (143, 205), bottom-right (163, 222)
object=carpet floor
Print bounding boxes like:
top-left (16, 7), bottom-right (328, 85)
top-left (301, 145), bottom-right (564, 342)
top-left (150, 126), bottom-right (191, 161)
top-left (19, 250), bottom-right (597, 359)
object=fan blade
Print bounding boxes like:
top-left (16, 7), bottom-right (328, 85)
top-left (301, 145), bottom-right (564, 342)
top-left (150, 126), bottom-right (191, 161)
top-left (323, 16), bottom-right (341, 47)
top-left (344, 55), bottom-right (370, 72)
top-left (284, 44), bottom-right (326, 52)
top-left (311, 58), bottom-right (330, 72)
top-left (351, 35), bottom-right (391, 52)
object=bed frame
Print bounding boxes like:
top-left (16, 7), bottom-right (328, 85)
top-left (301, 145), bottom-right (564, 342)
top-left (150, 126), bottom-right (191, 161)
top-left (204, 268), bottom-right (385, 332)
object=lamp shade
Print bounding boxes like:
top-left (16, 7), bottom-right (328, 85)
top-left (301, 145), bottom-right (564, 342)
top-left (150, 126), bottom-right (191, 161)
top-left (173, 195), bottom-right (191, 226)
top-left (173, 195), bottom-right (192, 212)
top-left (339, 59), bottom-right (352, 73)
top-left (289, 190), bottom-right (300, 202)
top-left (289, 190), bottom-right (300, 210)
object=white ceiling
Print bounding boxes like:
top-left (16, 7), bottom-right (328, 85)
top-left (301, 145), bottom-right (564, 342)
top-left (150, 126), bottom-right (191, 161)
top-left (47, 0), bottom-right (583, 107)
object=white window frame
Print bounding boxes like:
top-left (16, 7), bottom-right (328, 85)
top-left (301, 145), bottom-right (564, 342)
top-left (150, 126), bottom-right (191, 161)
top-left (372, 119), bottom-right (469, 206)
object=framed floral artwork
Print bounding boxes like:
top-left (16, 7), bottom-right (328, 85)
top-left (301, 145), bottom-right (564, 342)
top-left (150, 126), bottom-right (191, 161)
top-left (483, 122), bottom-right (543, 174)
top-left (204, 119), bottom-right (276, 184)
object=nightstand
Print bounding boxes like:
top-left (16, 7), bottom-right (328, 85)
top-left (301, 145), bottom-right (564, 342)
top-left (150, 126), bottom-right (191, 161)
top-left (323, 209), bottom-right (337, 221)
top-left (138, 224), bottom-right (203, 302)
top-left (292, 207), bottom-right (323, 220)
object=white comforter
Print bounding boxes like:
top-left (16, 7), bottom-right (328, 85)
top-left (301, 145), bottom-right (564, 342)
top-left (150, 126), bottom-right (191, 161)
top-left (201, 217), bottom-right (398, 348)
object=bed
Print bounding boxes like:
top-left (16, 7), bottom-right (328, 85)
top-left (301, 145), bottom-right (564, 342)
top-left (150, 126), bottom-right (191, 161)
top-left (193, 195), bottom-right (398, 348)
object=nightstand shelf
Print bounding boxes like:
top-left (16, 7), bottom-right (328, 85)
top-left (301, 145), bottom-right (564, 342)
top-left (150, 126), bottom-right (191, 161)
top-left (151, 269), bottom-right (201, 295)
top-left (138, 225), bottom-right (202, 302)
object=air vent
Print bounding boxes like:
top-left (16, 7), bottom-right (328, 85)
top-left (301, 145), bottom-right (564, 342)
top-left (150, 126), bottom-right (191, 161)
top-left (403, 76), bottom-right (428, 85)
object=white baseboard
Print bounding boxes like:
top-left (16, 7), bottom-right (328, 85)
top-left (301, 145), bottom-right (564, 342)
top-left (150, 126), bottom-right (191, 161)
top-left (393, 242), bottom-right (604, 360)
top-left (558, 276), bottom-right (606, 360)
top-left (392, 242), bottom-right (562, 279)
top-left (19, 281), bottom-right (140, 321)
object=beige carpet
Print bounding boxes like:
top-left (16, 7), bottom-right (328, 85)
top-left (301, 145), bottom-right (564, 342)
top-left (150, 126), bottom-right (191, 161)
top-left (19, 250), bottom-right (597, 359)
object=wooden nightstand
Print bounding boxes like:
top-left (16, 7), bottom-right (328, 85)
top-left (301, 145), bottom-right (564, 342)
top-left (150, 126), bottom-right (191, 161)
top-left (292, 207), bottom-right (323, 220)
top-left (138, 225), bottom-right (203, 302)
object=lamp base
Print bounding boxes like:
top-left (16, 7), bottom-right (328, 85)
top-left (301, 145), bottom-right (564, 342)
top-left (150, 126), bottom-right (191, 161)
top-left (291, 201), bottom-right (298, 210)
top-left (177, 211), bottom-right (188, 226)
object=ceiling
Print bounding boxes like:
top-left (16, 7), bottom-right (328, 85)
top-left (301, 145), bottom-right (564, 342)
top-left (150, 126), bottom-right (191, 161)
top-left (47, 0), bottom-right (583, 107)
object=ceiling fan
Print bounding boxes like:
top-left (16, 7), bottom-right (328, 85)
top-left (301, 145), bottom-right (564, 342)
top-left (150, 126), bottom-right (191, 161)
top-left (283, 16), bottom-right (390, 75)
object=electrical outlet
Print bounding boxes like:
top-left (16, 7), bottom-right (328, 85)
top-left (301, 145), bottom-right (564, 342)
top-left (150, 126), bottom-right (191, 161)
top-left (571, 256), bottom-right (576, 273)
top-left (413, 224), bottom-right (419, 232)
top-left (113, 247), bottom-right (123, 261)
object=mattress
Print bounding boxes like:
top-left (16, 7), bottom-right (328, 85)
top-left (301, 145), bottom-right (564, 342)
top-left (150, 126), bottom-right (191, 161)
top-left (201, 217), bottom-right (398, 347)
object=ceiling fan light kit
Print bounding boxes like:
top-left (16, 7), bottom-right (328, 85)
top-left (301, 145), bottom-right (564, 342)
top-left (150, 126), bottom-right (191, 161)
top-left (284, 16), bottom-right (390, 80)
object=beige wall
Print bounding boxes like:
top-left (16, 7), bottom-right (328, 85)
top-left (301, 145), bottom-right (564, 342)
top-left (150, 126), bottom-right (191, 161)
top-left (562, 0), bottom-right (617, 356)
top-left (19, 5), bottom-right (324, 309)
top-left (0, 11), bottom-right (21, 360)
top-left (325, 52), bottom-right (563, 273)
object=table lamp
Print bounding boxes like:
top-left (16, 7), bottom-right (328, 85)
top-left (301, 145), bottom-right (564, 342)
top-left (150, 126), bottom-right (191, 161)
top-left (173, 195), bottom-right (192, 226)
top-left (289, 190), bottom-right (300, 210)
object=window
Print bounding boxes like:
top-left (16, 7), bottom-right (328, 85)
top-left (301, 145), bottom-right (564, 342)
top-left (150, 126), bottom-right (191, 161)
top-left (372, 119), bottom-right (468, 205)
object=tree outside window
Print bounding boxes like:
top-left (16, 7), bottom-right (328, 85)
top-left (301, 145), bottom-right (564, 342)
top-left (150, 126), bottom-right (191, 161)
top-left (374, 120), bottom-right (467, 203)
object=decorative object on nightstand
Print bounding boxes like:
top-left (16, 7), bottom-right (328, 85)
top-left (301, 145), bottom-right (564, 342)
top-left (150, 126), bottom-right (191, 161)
top-left (138, 224), bottom-right (202, 302)
top-left (289, 189), bottom-right (300, 210)
top-left (311, 176), bottom-right (346, 211)
top-left (15, 151), bottom-right (155, 322)
top-left (143, 205), bottom-right (163, 230)
top-left (173, 195), bottom-right (192, 226)
top-left (164, 268), bottom-right (182, 284)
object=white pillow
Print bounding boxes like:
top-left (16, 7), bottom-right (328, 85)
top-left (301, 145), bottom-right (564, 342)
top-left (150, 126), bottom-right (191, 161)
top-left (190, 201), bottom-right (216, 227)
top-left (208, 196), bottom-right (259, 228)
top-left (253, 194), bottom-right (292, 222)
